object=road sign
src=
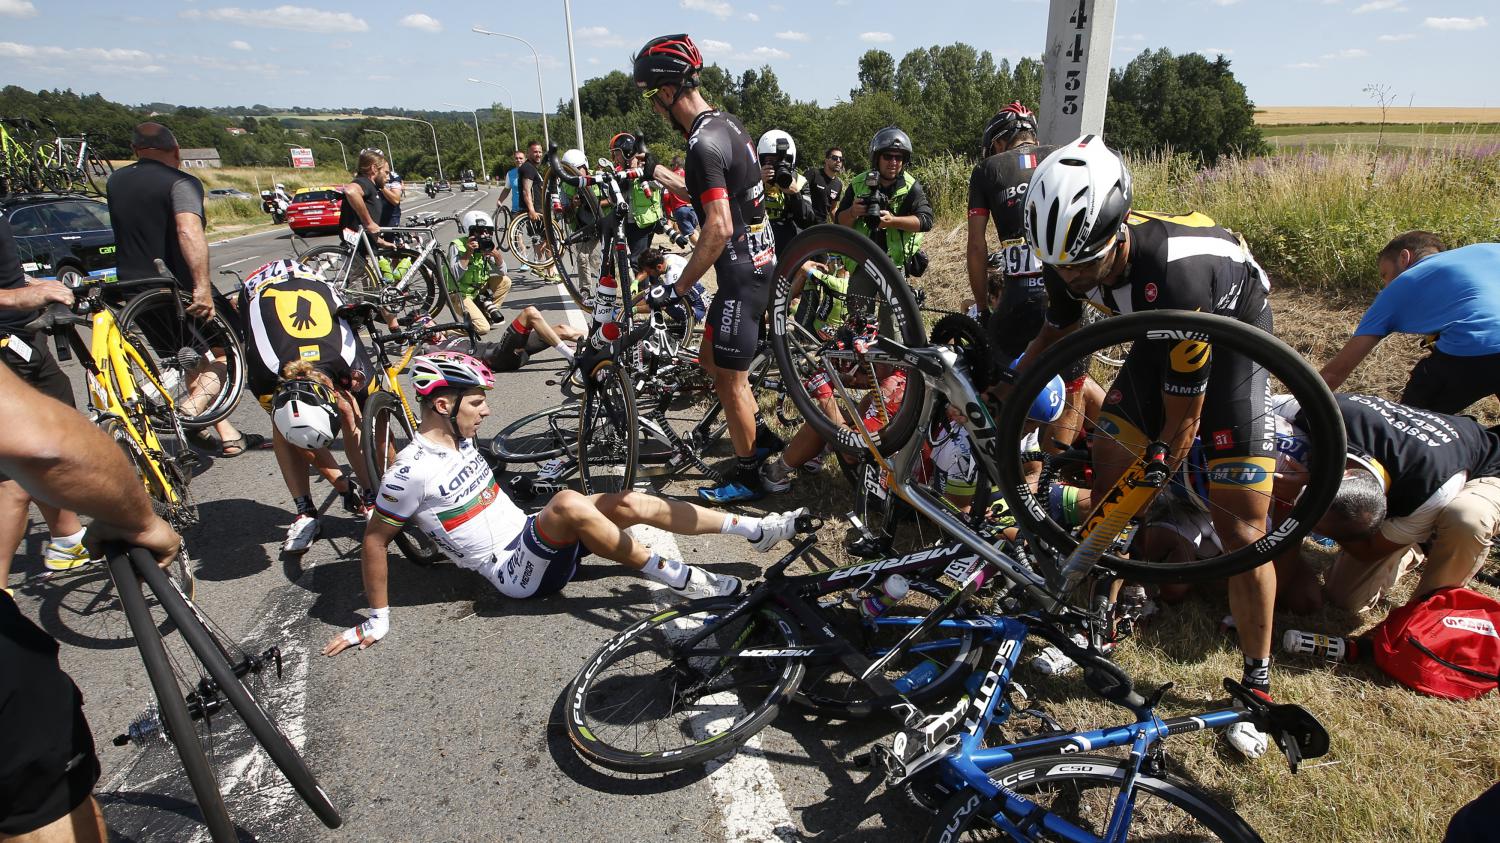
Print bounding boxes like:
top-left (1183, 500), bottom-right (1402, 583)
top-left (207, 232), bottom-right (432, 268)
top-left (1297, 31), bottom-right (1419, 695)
top-left (289, 147), bottom-right (316, 169)
top-left (1039, 0), bottom-right (1117, 145)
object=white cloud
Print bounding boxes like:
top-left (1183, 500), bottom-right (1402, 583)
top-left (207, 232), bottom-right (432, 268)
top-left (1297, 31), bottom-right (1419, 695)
top-left (1377, 33), bottom-right (1415, 41)
top-left (1285, 61), bottom-right (1321, 69)
top-left (0, 41), bottom-right (163, 71)
top-left (860, 31), bottom-right (894, 43)
top-left (180, 5), bottom-right (368, 33)
top-left (229, 39), bottom-right (251, 50)
top-left (587, 57), bottom-right (600, 64)
top-left (182, 54), bottom-right (299, 76)
top-left (681, 0), bottom-right (733, 17)
top-left (399, 13), bottom-right (440, 32)
top-left (775, 30), bottom-right (810, 41)
top-left (1424, 15), bottom-right (1487, 30)
top-left (699, 38), bottom-right (733, 54)
top-left (1198, 47), bottom-right (1234, 56)
top-left (744, 11), bottom-right (759, 21)
top-left (575, 25), bottom-right (624, 47)
top-left (1320, 47), bottom-right (1369, 58)
top-left (1352, 0), bottom-right (1403, 12)
top-left (750, 46), bottom-right (790, 59)
top-left (0, 0), bottom-right (37, 19)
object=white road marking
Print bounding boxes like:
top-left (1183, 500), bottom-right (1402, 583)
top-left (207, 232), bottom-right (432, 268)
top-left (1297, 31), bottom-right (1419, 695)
top-left (219, 255), bottom-right (257, 268)
top-left (628, 526), bottom-right (799, 843)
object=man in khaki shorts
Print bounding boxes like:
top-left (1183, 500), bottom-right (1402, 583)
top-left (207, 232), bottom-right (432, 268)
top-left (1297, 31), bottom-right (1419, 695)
top-left (1276, 393), bottom-right (1500, 612)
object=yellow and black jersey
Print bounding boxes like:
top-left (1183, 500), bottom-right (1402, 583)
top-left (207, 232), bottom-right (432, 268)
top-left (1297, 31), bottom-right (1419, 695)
top-left (244, 271), bottom-right (358, 394)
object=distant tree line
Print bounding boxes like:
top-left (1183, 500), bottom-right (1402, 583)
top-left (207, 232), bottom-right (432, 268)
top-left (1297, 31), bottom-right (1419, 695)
top-left (0, 44), bottom-right (1262, 183)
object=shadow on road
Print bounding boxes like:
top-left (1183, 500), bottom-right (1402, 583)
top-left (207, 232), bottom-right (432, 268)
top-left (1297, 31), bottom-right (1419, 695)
top-left (542, 683), bottom-right (714, 795)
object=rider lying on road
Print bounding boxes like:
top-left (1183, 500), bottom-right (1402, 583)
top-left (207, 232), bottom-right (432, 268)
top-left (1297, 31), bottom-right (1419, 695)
top-left (322, 351), bottom-right (806, 655)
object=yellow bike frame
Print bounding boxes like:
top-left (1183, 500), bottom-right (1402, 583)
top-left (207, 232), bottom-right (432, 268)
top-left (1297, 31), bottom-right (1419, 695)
top-left (80, 307), bottom-right (183, 505)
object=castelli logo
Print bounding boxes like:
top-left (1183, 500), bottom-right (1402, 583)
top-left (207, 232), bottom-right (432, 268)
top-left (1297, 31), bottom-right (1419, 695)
top-left (1443, 616), bottom-right (1499, 638)
top-left (1145, 283), bottom-right (1158, 303)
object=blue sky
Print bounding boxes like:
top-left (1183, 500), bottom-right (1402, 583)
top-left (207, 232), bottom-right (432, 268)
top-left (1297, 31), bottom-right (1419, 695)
top-left (0, 0), bottom-right (1493, 111)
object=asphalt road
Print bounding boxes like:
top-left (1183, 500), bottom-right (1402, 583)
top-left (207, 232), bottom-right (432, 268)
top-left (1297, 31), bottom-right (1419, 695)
top-left (5, 186), bottom-right (931, 842)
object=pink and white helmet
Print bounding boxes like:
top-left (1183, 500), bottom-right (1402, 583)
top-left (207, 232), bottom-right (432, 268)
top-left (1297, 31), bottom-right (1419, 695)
top-left (410, 351), bottom-right (494, 397)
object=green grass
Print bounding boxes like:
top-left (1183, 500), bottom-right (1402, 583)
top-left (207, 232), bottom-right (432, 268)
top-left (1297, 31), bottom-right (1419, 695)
top-left (1261, 122), bottom-right (1500, 137)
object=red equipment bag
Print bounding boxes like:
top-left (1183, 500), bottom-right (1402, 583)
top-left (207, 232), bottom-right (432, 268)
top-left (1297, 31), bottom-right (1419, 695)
top-left (1369, 587), bottom-right (1500, 700)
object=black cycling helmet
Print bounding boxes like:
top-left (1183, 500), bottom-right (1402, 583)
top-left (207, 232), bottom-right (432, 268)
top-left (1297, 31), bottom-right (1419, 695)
top-left (980, 102), bottom-right (1038, 154)
top-left (609, 132), bottom-right (641, 160)
top-left (869, 126), bottom-right (912, 170)
top-left (633, 34), bottom-right (704, 93)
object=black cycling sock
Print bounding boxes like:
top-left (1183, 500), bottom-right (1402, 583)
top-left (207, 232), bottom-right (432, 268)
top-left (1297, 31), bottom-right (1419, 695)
top-left (736, 455), bottom-right (761, 479)
top-left (293, 495), bottom-right (316, 517)
top-left (1241, 656), bottom-right (1271, 694)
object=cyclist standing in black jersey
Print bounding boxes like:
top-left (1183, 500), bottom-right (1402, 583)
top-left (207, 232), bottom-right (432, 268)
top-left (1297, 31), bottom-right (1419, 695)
top-left (966, 102), bottom-right (1101, 451)
top-left (1018, 136), bottom-right (1281, 756)
top-left (634, 33), bottom-right (781, 504)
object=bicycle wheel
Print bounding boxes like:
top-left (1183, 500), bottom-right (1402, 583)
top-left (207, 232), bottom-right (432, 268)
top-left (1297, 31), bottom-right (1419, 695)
top-left (1080, 305), bottom-right (1128, 382)
top-left (506, 211), bottom-right (554, 272)
top-left (994, 310), bottom-right (1346, 583)
top-left (494, 206), bottom-right (514, 252)
top-left (138, 552), bottom-right (342, 829)
top-left (116, 287), bottom-right (246, 430)
top-left (97, 416), bottom-right (195, 588)
top-left (301, 244), bottom-right (382, 301)
top-left (109, 552), bottom-right (237, 842)
top-left (565, 596), bottom-right (805, 773)
top-left (489, 402), bottom-right (580, 467)
top-left (923, 755), bottom-right (1261, 842)
top-left (769, 224), bottom-right (928, 458)
top-left (793, 579), bottom-right (983, 718)
top-left (83, 149), bottom-right (112, 195)
top-left (576, 358), bottom-right (638, 494)
top-left (361, 391), bottom-right (444, 566)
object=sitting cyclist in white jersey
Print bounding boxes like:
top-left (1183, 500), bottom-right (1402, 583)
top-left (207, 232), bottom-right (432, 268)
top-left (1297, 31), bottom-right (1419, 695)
top-left (322, 351), bottom-right (806, 655)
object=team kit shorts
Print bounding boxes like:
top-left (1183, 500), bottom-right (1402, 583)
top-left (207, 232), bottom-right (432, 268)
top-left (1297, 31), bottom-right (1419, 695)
top-left (481, 515), bottom-right (587, 599)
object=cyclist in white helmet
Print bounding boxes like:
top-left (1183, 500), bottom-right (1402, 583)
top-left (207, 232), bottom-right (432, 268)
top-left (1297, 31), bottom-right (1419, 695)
top-left (322, 351), bottom-right (808, 656)
top-left (1016, 134), bottom-right (1279, 757)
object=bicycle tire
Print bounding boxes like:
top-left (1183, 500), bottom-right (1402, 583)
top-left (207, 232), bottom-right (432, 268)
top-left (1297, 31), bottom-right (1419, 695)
top-left (116, 287), bottom-right (246, 430)
top-left (793, 578), bottom-right (983, 718)
top-left (576, 358), bottom-right (638, 494)
top-left (548, 176), bottom-right (603, 307)
top-left (138, 551), bottom-right (343, 829)
top-left (994, 310), bottom-right (1347, 583)
top-left (96, 416), bottom-right (195, 593)
top-left (769, 224), bottom-right (928, 458)
top-left (922, 754), bottom-right (1262, 842)
top-left (565, 596), bottom-right (805, 773)
top-left (109, 551), bottom-right (238, 843)
top-left (490, 403), bottom-right (579, 466)
top-left (360, 391), bottom-right (444, 566)
top-left (494, 206), bottom-right (514, 252)
top-left (506, 211), bottom-right (554, 272)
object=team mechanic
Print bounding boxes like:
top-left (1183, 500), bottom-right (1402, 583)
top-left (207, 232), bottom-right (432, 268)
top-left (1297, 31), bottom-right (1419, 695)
top-left (965, 102), bottom-right (1103, 452)
top-left (1016, 136), bottom-right (1280, 757)
top-left (633, 33), bottom-right (783, 504)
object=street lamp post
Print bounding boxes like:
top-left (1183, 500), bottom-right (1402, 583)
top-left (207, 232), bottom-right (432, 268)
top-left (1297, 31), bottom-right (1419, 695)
top-left (443, 101), bottom-right (486, 182)
top-left (471, 27), bottom-right (549, 148)
top-left (467, 77), bottom-right (519, 152)
top-left (361, 128), bottom-right (395, 170)
top-left (318, 136), bottom-right (348, 171)
top-left (381, 116), bottom-right (443, 182)
top-left (562, 0), bottom-right (586, 154)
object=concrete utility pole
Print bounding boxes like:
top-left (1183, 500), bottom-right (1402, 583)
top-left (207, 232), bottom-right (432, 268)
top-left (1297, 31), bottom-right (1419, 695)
top-left (562, 0), bottom-right (587, 155)
top-left (473, 27), bottom-right (550, 149)
top-left (1039, 0), bottom-right (1117, 145)
top-left (318, 136), bottom-right (347, 171)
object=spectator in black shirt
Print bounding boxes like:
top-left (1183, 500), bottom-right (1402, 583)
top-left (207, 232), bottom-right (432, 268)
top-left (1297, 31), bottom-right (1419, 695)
top-left (0, 214), bottom-right (92, 592)
top-left (804, 146), bottom-right (844, 223)
top-left (515, 140), bottom-right (557, 280)
top-left (339, 148), bottom-right (388, 241)
top-left (107, 123), bottom-right (259, 458)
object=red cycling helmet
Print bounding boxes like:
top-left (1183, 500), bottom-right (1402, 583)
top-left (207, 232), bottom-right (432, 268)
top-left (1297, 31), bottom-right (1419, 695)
top-left (980, 102), bottom-right (1038, 153)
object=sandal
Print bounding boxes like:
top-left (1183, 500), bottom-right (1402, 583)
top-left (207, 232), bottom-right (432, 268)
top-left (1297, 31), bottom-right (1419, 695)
top-left (220, 432), bottom-right (270, 458)
top-left (188, 428), bottom-right (221, 451)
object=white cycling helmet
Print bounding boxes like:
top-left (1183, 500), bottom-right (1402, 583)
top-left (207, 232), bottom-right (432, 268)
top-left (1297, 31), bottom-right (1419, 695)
top-left (561, 148), bottom-right (587, 176)
top-left (756, 129), bottom-right (796, 166)
top-left (461, 210), bottom-right (495, 233)
top-left (1024, 135), bottom-right (1132, 266)
top-left (272, 379), bottom-right (338, 450)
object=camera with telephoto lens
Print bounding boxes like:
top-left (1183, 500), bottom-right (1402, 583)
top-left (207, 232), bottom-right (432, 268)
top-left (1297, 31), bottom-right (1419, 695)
top-left (771, 137), bottom-right (796, 189)
top-left (670, 230), bottom-right (691, 248)
top-left (862, 171), bottom-right (887, 223)
top-left (471, 228), bottom-right (495, 253)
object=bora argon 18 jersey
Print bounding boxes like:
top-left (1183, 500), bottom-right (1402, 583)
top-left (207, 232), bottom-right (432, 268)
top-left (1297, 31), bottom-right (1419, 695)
top-left (684, 109), bottom-right (772, 278)
top-left (373, 434), bottom-right (527, 568)
top-left (967, 143), bottom-right (1058, 278)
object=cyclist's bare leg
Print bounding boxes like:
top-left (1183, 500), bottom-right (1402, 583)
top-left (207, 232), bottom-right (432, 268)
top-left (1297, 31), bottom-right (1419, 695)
top-left (701, 342), bottom-right (757, 459)
top-left (4, 794), bottom-right (108, 843)
top-left (537, 488), bottom-right (769, 568)
top-left (1044, 376), bottom-right (1103, 454)
top-left (517, 306), bottom-right (583, 346)
top-left (332, 389), bottom-right (372, 493)
top-left (1215, 487), bottom-right (1275, 663)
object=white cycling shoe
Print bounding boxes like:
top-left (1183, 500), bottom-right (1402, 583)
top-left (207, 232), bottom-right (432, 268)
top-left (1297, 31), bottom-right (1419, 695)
top-left (750, 508), bottom-right (806, 552)
top-left (283, 514), bottom-right (320, 554)
top-left (1226, 720), bottom-right (1269, 759)
top-left (669, 566), bottom-right (743, 601)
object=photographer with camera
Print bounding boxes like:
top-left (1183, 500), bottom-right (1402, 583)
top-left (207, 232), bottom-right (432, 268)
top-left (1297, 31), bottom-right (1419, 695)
top-left (449, 210), bottom-right (513, 334)
top-left (758, 130), bottom-right (816, 255)
top-left (609, 132), bottom-right (666, 270)
top-left (836, 127), bottom-right (931, 280)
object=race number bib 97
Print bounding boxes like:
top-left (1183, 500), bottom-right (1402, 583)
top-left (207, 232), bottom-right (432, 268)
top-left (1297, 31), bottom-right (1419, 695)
top-left (747, 222), bottom-right (775, 270)
top-left (998, 237), bottom-right (1040, 277)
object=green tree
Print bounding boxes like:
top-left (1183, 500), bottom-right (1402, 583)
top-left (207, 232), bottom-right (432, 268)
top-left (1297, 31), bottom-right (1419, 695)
top-left (1104, 48), bottom-right (1264, 163)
